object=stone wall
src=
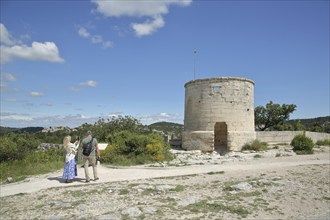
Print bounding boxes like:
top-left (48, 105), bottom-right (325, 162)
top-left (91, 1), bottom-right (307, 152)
top-left (37, 143), bottom-right (63, 150)
top-left (228, 131), bottom-right (256, 151)
top-left (182, 131), bottom-right (214, 151)
top-left (256, 131), bottom-right (330, 145)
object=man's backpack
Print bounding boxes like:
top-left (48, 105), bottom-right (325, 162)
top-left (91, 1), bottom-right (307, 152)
top-left (82, 138), bottom-right (94, 156)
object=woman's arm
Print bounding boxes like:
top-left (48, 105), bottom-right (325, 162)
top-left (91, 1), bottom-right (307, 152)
top-left (73, 140), bottom-right (80, 149)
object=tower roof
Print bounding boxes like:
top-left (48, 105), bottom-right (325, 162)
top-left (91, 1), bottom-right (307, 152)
top-left (184, 77), bottom-right (254, 88)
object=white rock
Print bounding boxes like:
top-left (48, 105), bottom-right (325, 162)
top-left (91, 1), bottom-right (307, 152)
top-left (121, 207), bottom-right (142, 217)
top-left (177, 196), bottom-right (199, 206)
top-left (231, 182), bottom-right (252, 191)
top-left (142, 206), bottom-right (158, 214)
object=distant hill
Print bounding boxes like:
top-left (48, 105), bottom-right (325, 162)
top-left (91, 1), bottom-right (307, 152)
top-left (1, 116), bottom-right (328, 136)
top-left (288, 116), bottom-right (329, 127)
top-left (0, 126), bottom-right (44, 135)
top-left (288, 116), bottom-right (329, 133)
top-left (149, 116), bottom-right (330, 136)
top-left (148, 122), bottom-right (183, 138)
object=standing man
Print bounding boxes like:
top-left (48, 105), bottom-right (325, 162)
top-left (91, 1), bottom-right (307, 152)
top-left (81, 130), bottom-right (100, 182)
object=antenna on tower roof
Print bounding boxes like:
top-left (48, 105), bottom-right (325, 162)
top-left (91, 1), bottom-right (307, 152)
top-left (194, 48), bottom-right (197, 80)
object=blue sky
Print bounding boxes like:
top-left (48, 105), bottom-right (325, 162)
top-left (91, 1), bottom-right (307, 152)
top-left (1, 0), bottom-right (329, 128)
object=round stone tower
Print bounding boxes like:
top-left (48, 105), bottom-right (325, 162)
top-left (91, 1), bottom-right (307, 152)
top-left (182, 77), bottom-right (256, 153)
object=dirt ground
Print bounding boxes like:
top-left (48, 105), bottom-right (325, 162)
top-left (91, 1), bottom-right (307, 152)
top-left (0, 148), bottom-right (329, 220)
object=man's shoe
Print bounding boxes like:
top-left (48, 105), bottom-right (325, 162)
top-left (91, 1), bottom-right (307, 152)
top-left (94, 177), bottom-right (99, 181)
top-left (85, 180), bottom-right (90, 183)
top-left (81, 164), bottom-right (92, 167)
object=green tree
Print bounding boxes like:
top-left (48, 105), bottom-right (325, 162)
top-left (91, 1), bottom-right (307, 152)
top-left (89, 116), bottom-right (146, 142)
top-left (273, 122), bottom-right (293, 131)
top-left (255, 101), bottom-right (297, 131)
top-left (309, 124), bottom-right (323, 132)
top-left (293, 120), bottom-right (305, 131)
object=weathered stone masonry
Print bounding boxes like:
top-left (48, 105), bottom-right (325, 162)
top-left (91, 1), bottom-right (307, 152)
top-left (182, 77), bottom-right (256, 153)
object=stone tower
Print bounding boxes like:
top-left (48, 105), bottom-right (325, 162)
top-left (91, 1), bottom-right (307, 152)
top-left (182, 77), bottom-right (256, 153)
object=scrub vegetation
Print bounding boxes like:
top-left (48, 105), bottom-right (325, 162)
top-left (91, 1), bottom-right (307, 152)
top-left (0, 116), bottom-right (172, 182)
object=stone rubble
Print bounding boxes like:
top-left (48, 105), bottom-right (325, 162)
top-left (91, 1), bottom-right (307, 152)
top-left (148, 145), bottom-right (301, 167)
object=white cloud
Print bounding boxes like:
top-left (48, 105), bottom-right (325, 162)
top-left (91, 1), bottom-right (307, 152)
top-left (2, 73), bottom-right (17, 81)
top-left (108, 112), bottom-right (124, 118)
top-left (41, 103), bottom-right (53, 107)
top-left (78, 27), bottom-right (91, 38)
top-left (1, 41), bottom-right (65, 64)
top-left (70, 80), bottom-right (97, 92)
top-left (3, 98), bottom-right (18, 102)
top-left (102, 41), bottom-right (113, 49)
top-left (0, 111), bottom-right (183, 128)
top-left (69, 86), bottom-right (81, 92)
top-left (91, 0), bottom-right (192, 37)
top-left (0, 23), bottom-right (64, 64)
top-left (0, 113), bottom-right (33, 122)
top-left (1, 86), bottom-right (20, 94)
top-left (78, 26), bottom-right (113, 49)
top-left (26, 102), bottom-right (34, 107)
top-left (80, 114), bottom-right (91, 119)
top-left (91, 35), bottom-right (103, 44)
top-left (29, 91), bottom-right (44, 97)
top-left (159, 112), bottom-right (171, 118)
top-left (138, 112), bottom-right (183, 125)
top-left (131, 16), bottom-right (164, 37)
top-left (0, 113), bottom-right (100, 127)
top-left (91, 0), bottom-right (191, 17)
top-left (0, 23), bottom-right (16, 45)
top-left (80, 80), bottom-right (97, 87)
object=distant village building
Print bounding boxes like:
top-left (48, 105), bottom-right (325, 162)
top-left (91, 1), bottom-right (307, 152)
top-left (182, 77), bottom-right (256, 153)
top-left (41, 126), bottom-right (77, 133)
top-left (42, 126), bottom-right (76, 133)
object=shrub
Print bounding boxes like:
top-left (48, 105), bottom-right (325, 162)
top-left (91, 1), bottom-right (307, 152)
top-left (146, 142), bottom-right (164, 161)
top-left (0, 132), bottom-right (45, 163)
top-left (242, 140), bottom-right (268, 151)
top-left (24, 148), bottom-right (65, 163)
top-left (0, 148), bottom-right (65, 182)
top-left (101, 131), bottom-right (172, 165)
top-left (0, 136), bottom-right (24, 162)
top-left (291, 134), bottom-right (314, 154)
top-left (254, 154), bottom-right (262, 158)
top-left (316, 139), bottom-right (330, 146)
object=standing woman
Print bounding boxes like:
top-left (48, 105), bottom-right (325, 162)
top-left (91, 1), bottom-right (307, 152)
top-left (62, 135), bottom-right (80, 183)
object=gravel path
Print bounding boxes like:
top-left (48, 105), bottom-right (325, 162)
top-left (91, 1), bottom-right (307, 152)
top-left (0, 148), bottom-right (329, 219)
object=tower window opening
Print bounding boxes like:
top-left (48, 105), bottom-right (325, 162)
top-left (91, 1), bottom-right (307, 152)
top-left (212, 86), bottom-right (221, 91)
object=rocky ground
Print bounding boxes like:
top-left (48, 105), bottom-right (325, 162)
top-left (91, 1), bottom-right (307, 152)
top-left (0, 146), bottom-right (330, 220)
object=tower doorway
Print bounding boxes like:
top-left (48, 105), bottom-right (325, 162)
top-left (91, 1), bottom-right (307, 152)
top-left (214, 122), bottom-right (228, 155)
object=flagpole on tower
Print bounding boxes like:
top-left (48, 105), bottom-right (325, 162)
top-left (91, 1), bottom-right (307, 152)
top-left (194, 48), bottom-right (196, 80)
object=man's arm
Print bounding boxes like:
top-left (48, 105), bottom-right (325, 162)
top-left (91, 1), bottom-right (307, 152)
top-left (96, 143), bottom-right (100, 158)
